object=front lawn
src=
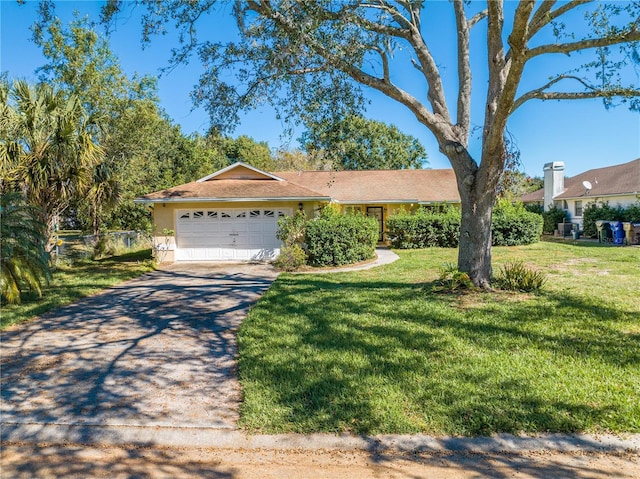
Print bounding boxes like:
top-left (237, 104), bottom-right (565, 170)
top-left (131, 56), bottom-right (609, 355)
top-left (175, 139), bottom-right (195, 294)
top-left (238, 242), bottom-right (640, 435)
top-left (1, 249), bottom-right (155, 329)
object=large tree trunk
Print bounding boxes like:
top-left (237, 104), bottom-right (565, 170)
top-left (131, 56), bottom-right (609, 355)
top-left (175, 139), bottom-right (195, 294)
top-left (457, 187), bottom-right (495, 289)
top-left (444, 145), bottom-right (501, 290)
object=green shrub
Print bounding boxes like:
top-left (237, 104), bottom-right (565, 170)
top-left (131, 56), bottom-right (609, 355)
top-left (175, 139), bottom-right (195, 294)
top-left (494, 261), bottom-right (546, 292)
top-left (277, 210), bottom-right (306, 246)
top-left (305, 206), bottom-right (378, 267)
top-left (582, 201), bottom-right (638, 237)
top-left (491, 200), bottom-right (543, 246)
top-left (387, 202), bottom-right (542, 249)
top-left (623, 203), bottom-right (640, 222)
top-left (435, 262), bottom-right (473, 292)
top-left (540, 205), bottom-right (568, 234)
top-left (386, 206), bottom-right (461, 248)
top-left (274, 244), bottom-right (307, 271)
top-left (524, 203), bottom-right (543, 215)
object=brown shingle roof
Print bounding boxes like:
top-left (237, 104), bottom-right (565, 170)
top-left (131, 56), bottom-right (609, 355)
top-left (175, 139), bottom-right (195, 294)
top-left (136, 164), bottom-right (461, 204)
top-left (521, 158), bottom-right (640, 203)
top-left (137, 178), bottom-right (331, 202)
top-left (275, 169), bottom-right (460, 203)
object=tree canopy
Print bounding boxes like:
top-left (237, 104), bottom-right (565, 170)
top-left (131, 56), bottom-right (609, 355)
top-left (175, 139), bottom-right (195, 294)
top-left (301, 114), bottom-right (427, 170)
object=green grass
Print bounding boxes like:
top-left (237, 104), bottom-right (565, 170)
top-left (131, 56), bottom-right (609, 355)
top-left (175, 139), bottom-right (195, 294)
top-left (238, 242), bottom-right (640, 435)
top-left (1, 249), bottom-right (155, 329)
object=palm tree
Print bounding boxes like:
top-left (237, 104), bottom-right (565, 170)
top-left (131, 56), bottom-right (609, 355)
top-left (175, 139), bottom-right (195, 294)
top-left (2, 80), bottom-right (103, 247)
top-left (87, 160), bottom-right (122, 235)
top-left (0, 192), bottom-right (51, 304)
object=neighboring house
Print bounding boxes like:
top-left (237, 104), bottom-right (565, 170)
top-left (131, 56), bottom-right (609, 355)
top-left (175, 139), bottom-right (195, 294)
top-left (521, 158), bottom-right (640, 228)
top-left (135, 162), bottom-right (460, 262)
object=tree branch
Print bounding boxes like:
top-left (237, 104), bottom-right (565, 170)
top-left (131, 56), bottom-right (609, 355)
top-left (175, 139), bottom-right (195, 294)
top-left (245, 0), bottom-right (446, 137)
top-left (512, 74), bottom-right (639, 111)
top-left (469, 9), bottom-right (488, 29)
top-left (528, 0), bottom-right (590, 40)
top-left (528, 27), bottom-right (640, 58)
top-left (515, 89), bottom-right (640, 104)
top-left (453, 0), bottom-right (472, 143)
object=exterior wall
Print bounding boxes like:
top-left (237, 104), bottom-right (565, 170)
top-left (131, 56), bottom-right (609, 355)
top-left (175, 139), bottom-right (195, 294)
top-left (555, 194), bottom-right (639, 229)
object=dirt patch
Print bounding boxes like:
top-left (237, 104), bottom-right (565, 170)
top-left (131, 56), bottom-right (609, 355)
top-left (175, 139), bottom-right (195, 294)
top-left (2, 443), bottom-right (638, 478)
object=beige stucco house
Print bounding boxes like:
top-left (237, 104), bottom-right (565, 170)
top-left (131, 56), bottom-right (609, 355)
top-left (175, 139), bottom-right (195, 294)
top-left (521, 158), bottom-right (640, 228)
top-left (135, 162), bottom-right (460, 262)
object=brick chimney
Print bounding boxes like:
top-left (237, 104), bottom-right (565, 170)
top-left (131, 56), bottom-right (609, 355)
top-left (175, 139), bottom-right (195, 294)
top-left (543, 162), bottom-right (565, 211)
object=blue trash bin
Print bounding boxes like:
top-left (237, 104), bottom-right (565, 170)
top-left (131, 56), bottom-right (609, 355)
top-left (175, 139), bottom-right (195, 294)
top-left (610, 221), bottom-right (625, 245)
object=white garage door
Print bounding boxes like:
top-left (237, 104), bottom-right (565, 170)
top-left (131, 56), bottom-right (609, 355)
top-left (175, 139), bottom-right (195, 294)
top-left (175, 208), bottom-right (291, 261)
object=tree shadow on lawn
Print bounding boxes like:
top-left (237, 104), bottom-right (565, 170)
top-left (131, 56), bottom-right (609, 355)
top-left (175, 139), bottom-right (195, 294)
top-left (239, 275), bottom-right (639, 436)
top-left (1, 267), bottom-right (275, 438)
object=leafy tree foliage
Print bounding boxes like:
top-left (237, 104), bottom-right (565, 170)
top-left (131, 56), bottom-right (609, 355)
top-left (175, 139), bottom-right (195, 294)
top-left (30, 13), bottom-right (228, 232)
top-left (1, 80), bottom-right (102, 244)
top-left (300, 114), bottom-right (426, 170)
top-left (0, 192), bottom-right (52, 305)
top-left (100, 0), bottom-right (640, 287)
top-left (222, 135), bottom-right (275, 171)
top-left (273, 148), bottom-right (329, 171)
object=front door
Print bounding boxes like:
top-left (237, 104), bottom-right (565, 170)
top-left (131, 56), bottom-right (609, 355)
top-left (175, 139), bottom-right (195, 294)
top-left (367, 207), bottom-right (384, 242)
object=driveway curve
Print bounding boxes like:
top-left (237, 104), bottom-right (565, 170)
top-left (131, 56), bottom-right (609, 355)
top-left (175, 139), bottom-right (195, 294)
top-left (1, 263), bottom-right (278, 432)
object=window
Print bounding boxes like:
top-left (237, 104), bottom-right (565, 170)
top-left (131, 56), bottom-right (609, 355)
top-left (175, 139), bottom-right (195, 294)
top-left (220, 212), bottom-right (230, 218)
top-left (277, 211), bottom-right (287, 218)
top-left (192, 211), bottom-right (204, 219)
top-left (263, 210), bottom-right (274, 217)
top-left (575, 200), bottom-right (583, 217)
top-left (179, 212), bottom-right (190, 219)
top-left (250, 210), bottom-right (261, 218)
top-left (345, 206), bottom-right (362, 215)
top-left (563, 200), bottom-right (569, 210)
top-left (236, 211), bottom-right (246, 218)
top-left (207, 211), bottom-right (218, 218)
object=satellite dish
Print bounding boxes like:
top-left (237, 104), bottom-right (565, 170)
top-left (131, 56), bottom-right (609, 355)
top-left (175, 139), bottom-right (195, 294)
top-left (583, 180), bottom-right (592, 190)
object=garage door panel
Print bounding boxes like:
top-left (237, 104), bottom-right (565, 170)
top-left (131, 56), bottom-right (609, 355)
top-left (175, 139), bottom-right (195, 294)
top-left (175, 208), bottom-right (288, 261)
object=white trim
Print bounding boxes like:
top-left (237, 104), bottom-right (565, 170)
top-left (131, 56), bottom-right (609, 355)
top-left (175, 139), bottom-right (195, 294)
top-left (196, 161), bottom-right (285, 182)
top-left (555, 192), bottom-right (639, 201)
top-left (335, 199), bottom-right (420, 205)
top-left (135, 196), bottom-right (331, 204)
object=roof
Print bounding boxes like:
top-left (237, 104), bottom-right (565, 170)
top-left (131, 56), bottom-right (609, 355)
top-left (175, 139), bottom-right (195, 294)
top-left (275, 169), bottom-right (460, 203)
top-left (136, 162), bottom-right (461, 204)
top-left (136, 178), bottom-right (331, 203)
top-left (521, 158), bottom-right (640, 203)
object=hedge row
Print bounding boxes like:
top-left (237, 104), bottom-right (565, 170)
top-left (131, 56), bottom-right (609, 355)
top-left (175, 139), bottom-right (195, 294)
top-left (582, 202), bottom-right (640, 237)
top-left (305, 207), bottom-right (379, 266)
top-left (491, 201), bottom-right (543, 246)
top-left (386, 201), bottom-right (542, 249)
top-left (386, 207), bottom-right (460, 248)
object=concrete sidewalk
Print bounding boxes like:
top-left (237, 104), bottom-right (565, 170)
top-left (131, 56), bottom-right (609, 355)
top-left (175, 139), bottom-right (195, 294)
top-left (2, 422), bottom-right (638, 454)
top-left (293, 247), bottom-right (400, 274)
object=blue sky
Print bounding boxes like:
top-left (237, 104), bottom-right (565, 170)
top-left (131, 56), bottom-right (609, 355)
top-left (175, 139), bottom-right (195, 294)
top-left (1, 1), bottom-right (638, 177)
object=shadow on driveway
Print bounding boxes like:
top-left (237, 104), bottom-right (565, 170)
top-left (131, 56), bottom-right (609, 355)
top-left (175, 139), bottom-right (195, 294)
top-left (1, 263), bottom-right (278, 433)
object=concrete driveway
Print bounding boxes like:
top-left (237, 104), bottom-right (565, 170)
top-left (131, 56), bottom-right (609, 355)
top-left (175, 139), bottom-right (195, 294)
top-left (1, 263), bottom-right (278, 435)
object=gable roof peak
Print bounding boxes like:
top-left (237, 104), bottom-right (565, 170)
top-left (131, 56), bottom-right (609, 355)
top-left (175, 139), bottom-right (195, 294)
top-left (197, 161), bottom-right (284, 182)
